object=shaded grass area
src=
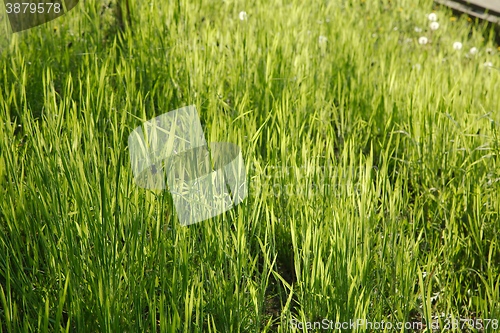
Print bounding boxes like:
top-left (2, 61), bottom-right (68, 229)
top-left (1, 0), bottom-right (499, 331)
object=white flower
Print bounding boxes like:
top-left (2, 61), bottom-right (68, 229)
top-left (469, 47), bottom-right (478, 55)
top-left (453, 41), bottom-right (462, 50)
top-left (239, 11), bottom-right (247, 21)
top-left (430, 292), bottom-right (440, 302)
top-left (418, 36), bottom-right (428, 45)
top-left (430, 22), bottom-right (439, 30)
top-left (486, 47), bottom-right (494, 54)
top-left (414, 27), bottom-right (422, 33)
top-left (483, 61), bottom-right (493, 67)
top-left (318, 35), bottom-right (328, 44)
top-left (428, 13), bottom-right (437, 21)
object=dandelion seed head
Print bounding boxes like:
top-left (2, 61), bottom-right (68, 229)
top-left (414, 27), bottom-right (422, 33)
top-left (239, 11), bottom-right (247, 21)
top-left (430, 22), bottom-right (439, 30)
top-left (418, 36), bottom-right (428, 45)
top-left (483, 61), bottom-right (493, 67)
top-left (453, 41), bottom-right (462, 50)
top-left (469, 47), bottom-right (478, 55)
top-left (428, 13), bottom-right (437, 21)
top-left (318, 35), bottom-right (328, 44)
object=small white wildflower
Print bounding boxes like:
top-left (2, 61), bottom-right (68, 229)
top-left (428, 13), bottom-right (437, 21)
top-left (414, 27), bottom-right (422, 33)
top-left (238, 11), bottom-right (247, 21)
top-left (453, 41), bottom-right (462, 50)
top-left (318, 35), bottom-right (328, 44)
top-left (430, 22), bottom-right (439, 30)
top-left (418, 36), bottom-right (428, 45)
top-left (430, 292), bottom-right (440, 302)
top-left (486, 47), bottom-right (494, 54)
top-left (469, 47), bottom-right (478, 55)
top-left (483, 61), bottom-right (493, 67)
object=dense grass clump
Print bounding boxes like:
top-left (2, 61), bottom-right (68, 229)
top-left (1, 0), bottom-right (499, 331)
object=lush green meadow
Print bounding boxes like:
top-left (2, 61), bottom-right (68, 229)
top-left (1, 0), bottom-right (499, 331)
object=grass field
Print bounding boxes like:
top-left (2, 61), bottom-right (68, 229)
top-left (1, 0), bottom-right (500, 331)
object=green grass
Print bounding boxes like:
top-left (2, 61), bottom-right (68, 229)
top-left (0, 0), bottom-right (499, 331)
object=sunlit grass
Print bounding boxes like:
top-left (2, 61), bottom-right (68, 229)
top-left (0, 0), bottom-right (499, 331)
